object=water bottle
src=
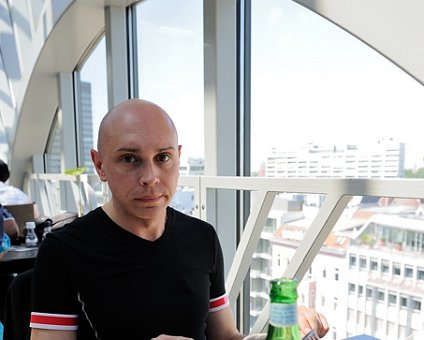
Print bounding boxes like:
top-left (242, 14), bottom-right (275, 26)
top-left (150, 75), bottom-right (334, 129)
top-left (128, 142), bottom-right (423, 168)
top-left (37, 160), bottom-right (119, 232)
top-left (266, 278), bottom-right (301, 340)
top-left (25, 221), bottom-right (38, 247)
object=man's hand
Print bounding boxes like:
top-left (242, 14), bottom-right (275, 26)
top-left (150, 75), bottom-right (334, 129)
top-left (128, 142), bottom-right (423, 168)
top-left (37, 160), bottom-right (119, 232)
top-left (298, 305), bottom-right (329, 338)
top-left (151, 335), bottom-right (193, 340)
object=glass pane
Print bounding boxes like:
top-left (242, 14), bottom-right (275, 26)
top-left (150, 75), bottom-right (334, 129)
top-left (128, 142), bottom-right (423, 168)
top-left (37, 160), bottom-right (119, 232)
top-left (44, 110), bottom-right (61, 173)
top-left (249, 1), bottom-right (424, 339)
top-left (170, 184), bottom-right (196, 216)
top-left (251, 192), bottom-right (424, 338)
top-left (250, 191), bottom-right (322, 327)
top-left (251, 0), bottom-right (424, 178)
top-left (134, 0), bottom-right (204, 169)
top-left (77, 36), bottom-right (108, 174)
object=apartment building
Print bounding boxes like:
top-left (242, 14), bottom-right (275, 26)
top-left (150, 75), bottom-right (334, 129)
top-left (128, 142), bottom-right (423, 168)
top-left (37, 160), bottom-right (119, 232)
top-left (250, 199), bottom-right (424, 339)
top-left (265, 139), bottom-right (405, 179)
top-left (346, 213), bottom-right (424, 339)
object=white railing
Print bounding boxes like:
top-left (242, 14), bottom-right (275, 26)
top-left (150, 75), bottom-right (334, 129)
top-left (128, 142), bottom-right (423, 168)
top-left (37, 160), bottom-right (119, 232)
top-left (25, 173), bottom-right (109, 217)
top-left (24, 173), bottom-right (424, 333)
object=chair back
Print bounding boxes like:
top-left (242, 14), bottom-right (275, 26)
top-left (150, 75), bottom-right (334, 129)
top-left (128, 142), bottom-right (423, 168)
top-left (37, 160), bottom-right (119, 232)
top-left (3, 269), bottom-right (33, 340)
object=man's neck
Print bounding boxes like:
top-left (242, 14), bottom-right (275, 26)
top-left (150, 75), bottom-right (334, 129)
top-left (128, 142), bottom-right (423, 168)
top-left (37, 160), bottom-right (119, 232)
top-left (102, 202), bottom-right (167, 241)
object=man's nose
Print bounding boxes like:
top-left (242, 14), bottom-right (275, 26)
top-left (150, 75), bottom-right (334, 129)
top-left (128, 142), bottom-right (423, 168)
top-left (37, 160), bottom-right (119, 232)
top-left (139, 162), bottom-right (159, 185)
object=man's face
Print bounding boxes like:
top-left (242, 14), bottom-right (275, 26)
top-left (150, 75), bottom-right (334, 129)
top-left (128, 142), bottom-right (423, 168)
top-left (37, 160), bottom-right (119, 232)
top-left (92, 107), bottom-right (181, 223)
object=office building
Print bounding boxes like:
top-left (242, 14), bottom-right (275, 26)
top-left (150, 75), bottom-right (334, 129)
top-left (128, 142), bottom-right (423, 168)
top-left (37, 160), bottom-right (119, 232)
top-left (265, 140), bottom-right (405, 179)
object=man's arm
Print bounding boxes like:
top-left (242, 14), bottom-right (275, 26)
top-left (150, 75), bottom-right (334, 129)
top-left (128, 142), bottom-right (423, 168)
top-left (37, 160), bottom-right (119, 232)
top-left (205, 307), bottom-right (244, 340)
top-left (205, 304), bottom-right (329, 339)
top-left (31, 329), bottom-right (76, 340)
top-left (4, 217), bottom-right (19, 239)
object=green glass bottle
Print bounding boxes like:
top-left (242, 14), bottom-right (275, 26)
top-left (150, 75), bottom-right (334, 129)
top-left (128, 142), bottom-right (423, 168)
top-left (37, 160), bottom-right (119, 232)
top-left (266, 278), bottom-right (301, 340)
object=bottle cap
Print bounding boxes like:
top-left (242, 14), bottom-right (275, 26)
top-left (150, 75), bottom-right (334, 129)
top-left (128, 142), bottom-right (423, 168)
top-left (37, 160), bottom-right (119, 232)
top-left (26, 221), bottom-right (36, 229)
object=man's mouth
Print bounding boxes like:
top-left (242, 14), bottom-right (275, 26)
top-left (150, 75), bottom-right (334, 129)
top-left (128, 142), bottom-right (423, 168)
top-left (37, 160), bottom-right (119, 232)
top-left (135, 195), bottom-right (163, 203)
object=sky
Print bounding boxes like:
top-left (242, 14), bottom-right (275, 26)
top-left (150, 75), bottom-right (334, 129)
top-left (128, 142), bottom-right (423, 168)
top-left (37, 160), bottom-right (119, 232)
top-left (81, 0), bottom-right (424, 172)
top-left (250, 0), bottom-right (424, 170)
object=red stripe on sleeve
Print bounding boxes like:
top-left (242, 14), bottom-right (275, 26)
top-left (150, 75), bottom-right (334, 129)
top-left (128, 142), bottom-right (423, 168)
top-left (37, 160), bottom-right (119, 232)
top-left (30, 313), bottom-right (78, 327)
top-left (210, 294), bottom-right (229, 310)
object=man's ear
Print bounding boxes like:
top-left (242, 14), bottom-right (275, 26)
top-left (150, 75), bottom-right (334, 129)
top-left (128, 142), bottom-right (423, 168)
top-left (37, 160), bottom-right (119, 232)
top-left (90, 149), bottom-right (107, 182)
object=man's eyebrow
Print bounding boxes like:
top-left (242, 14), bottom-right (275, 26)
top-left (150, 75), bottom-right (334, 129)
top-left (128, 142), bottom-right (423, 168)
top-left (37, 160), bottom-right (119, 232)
top-left (158, 146), bottom-right (177, 152)
top-left (115, 146), bottom-right (177, 153)
top-left (116, 147), bottom-right (140, 153)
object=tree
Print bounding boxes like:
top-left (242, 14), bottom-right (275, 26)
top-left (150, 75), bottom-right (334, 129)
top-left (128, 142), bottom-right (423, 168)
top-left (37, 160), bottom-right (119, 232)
top-left (404, 168), bottom-right (424, 178)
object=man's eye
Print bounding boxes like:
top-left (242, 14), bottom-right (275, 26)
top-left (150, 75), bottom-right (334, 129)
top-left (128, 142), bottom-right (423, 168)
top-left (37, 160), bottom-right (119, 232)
top-left (121, 155), bottom-right (137, 163)
top-left (157, 154), bottom-right (171, 162)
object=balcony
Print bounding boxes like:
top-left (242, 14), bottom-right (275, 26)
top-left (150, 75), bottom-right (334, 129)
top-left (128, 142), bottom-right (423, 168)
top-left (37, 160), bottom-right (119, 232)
top-left (24, 173), bottom-right (424, 337)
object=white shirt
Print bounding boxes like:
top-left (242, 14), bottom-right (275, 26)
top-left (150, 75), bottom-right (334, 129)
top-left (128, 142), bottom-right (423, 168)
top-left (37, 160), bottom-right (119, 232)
top-left (0, 182), bottom-right (31, 205)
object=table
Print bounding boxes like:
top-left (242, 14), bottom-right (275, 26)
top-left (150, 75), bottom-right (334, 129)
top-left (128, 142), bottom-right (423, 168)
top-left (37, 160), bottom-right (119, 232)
top-left (343, 335), bottom-right (381, 340)
top-left (0, 245), bottom-right (38, 275)
top-left (244, 333), bottom-right (381, 340)
top-left (2, 245), bottom-right (39, 262)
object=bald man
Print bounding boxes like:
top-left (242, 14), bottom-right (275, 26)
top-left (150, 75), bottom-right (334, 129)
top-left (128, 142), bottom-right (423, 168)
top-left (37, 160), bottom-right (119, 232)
top-left (30, 99), bottom-right (328, 340)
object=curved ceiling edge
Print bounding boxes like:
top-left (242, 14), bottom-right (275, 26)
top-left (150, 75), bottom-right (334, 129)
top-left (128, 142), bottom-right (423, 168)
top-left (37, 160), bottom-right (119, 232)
top-left (293, 0), bottom-right (424, 86)
top-left (11, 0), bottom-right (138, 186)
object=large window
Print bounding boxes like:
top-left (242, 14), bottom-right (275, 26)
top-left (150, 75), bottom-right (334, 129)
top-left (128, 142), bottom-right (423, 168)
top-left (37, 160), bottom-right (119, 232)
top-left (76, 36), bottom-right (108, 174)
top-left (134, 0), bottom-right (204, 169)
top-left (250, 0), bottom-right (424, 178)
top-left (44, 111), bottom-right (61, 173)
top-left (248, 1), bottom-right (424, 337)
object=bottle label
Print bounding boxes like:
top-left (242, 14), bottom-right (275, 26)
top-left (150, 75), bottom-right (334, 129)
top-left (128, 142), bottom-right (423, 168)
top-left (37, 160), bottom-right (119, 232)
top-left (269, 303), bottom-right (298, 327)
top-left (26, 231), bottom-right (38, 246)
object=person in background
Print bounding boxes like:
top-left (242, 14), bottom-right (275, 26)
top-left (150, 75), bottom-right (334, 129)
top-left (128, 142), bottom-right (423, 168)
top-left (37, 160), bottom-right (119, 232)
top-left (0, 203), bottom-right (19, 240)
top-left (0, 159), bottom-right (32, 205)
top-left (0, 207), bottom-right (11, 260)
top-left (30, 99), bottom-right (329, 340)
top-left (0, 159), bottom-right (41, 225)
top-left (0, 202), bottom-right (12, 337)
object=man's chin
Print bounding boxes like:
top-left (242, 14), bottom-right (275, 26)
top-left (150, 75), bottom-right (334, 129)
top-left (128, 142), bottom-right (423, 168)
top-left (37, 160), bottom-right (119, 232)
top-left (131, 204), bottom-right (167, 218)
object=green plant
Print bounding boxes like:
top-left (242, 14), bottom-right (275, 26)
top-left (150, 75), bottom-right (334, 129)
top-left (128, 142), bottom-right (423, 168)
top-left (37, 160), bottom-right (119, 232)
top-left (64, 167), bottom-right (87, 176)
top-left (360, 233), bottom-right (375, 246)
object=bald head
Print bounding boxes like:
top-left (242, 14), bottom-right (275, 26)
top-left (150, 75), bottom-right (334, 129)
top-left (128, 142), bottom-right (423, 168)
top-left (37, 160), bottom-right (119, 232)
top-left (97, 99), bottom-right (178, 154)
top-left (90, 98), bottom-right (182, 225)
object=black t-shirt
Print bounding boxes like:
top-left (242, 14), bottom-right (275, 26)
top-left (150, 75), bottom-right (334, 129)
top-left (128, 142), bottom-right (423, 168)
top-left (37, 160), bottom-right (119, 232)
top-left (30, 207), bottom-right (228, 339)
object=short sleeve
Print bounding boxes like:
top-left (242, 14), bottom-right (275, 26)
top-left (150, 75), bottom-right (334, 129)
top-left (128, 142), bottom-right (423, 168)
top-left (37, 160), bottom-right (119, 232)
top-left (209, 232), bottom-right (229, 312)
top-left (0, 206), bottom-right (12, 220)
top-left (0, 208), bottom-right (4, 241)
top-left (30, 236), bottom-right (80, 330)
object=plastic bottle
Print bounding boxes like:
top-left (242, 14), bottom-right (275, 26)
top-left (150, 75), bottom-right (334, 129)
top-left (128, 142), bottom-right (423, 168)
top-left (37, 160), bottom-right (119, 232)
top-left (266, 278), bottom-right (301, 340)
top-left (25, 221), bottom-right (38, 247)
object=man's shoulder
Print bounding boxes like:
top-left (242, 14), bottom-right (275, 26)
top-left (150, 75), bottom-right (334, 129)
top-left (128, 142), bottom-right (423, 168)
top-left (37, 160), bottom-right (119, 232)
top-left (68, 207), bottom-right (104, 227)
top-left (169, 207), bottom-right (209, 224)
top-left (47, 208), bottom-right (104, 242)
top-left (168, 207), bottom-right (216, 234)
top-left (39, 208), bottom-right (106, 260)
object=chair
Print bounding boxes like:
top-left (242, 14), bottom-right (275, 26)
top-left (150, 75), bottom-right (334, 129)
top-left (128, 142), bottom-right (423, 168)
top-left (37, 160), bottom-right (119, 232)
top-left (3, 269), bottom-right (33, 340)
top-left (3, 204), bottom-right (36, 237)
